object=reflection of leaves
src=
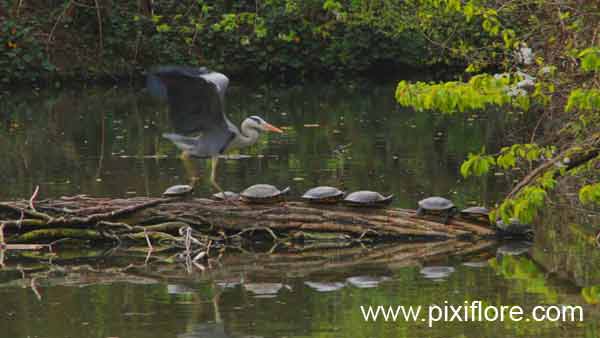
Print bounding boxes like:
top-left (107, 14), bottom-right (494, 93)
top-left (581, 285), bottom-right (600, 304)
top-left (490, 256), bottom-right (558, 302)
top-left (579, 183), bottom-right (600, 205)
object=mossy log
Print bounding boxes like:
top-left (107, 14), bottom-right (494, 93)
top-left (0, 195), bottom-right (496, 252)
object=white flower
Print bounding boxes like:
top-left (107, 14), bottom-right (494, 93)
top-left (494, 72), bottom-right (509, 79)
top-left (540, 66), bottom-right (553, 75)
top-left (515, 44), bottom-right (534, 65)
top-left (506, 87), bottom-right (527, 97)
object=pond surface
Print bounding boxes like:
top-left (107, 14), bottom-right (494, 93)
top-left (0, 83), bottom-right (597, 337)
top-left (1, 82), bottom-right (506, 205)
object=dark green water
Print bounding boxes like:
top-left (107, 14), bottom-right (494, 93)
top-left (0, 84), bottom-right (597, 337)
top-left (0, 83), bottom-right (504, 205)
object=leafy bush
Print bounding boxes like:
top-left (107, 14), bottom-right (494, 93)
top-left (0, 19), bottom-right (54, 83)
top-left (394, 0), bottom-right (600, 223)
top-left (0, 0), bottom-right (431, 83)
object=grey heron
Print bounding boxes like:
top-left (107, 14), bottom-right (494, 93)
top-left (147, 66), bottom-right (283, 193)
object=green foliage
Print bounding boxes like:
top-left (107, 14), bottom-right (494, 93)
top-left (459, 144), bottom-right (554, 178)
top-left (0, 0), bottom-right (433, 83)
top-left (395, 74), bottom-right (535, 114)
top-left (495, 172), bottom-right (556, 224)
top-left (399, 0), bottom-right (522, 68)
top-left (459, 143), bottom-right (557, 224)
top-left (395, 0), bottom-right (600, 225)
top-left (459, 143), bottom-right (561, 223)
top-left (565, 89), bottom-right (600, 112)
top-left (579, 183), bottom-right (600, 205)
top-left (496, 144), bottom-right (555, 169)
top-left (0, 19), bottom-right (55, 83)
top-left (460, 151), bottom-right (495, 178)
top-left (582, 285), bottom-right (600, 304)
top-left (579, 47), bottom-right (600, 73)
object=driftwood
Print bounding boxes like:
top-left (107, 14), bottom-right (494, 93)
top-left (0, 194), bottom-right (501, 272)
top-left (0, 195), bottom-right (495, 248)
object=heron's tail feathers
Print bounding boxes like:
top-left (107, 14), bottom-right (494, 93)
top-left (163, 133), bottom-right (199, 153)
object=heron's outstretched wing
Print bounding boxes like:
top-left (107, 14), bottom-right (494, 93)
top-left (147, 66), bottom-right (237, 157)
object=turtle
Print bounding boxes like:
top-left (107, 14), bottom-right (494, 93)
top-left (343, 191), bottom-right (394, 207)
top-left (240, 184), bottom-right (290, 204)
top-left (163, 184), bottom-right (194, 197)
top-left (416, 196), bottom-right (457, 224)
top-left (212, 191), bottom-right (240, 201)
top-left (301, 186), bottom-right (345, 204)
top-left (495, 218), bottom-right (533, 238)
top-left (459, 206), bottom-right (491, 222)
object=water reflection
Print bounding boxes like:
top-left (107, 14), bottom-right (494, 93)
top-left (243, 283), bottom-right (290, 297)
top-left (496, 241), bottom-right (532, 257)
top-left (304, 281), bottom-right (346, 292)
top-left (0, 239), bottom-right (599, 338)
top-left (345, 275), bottom-right (391, 288)
top-left (462, 260), bottom-right (490, 268)
top-left (420, 266), bottom-right (456, 280)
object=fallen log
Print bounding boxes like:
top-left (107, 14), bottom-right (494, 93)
top-left (0, 195), bottom-right (496, 247)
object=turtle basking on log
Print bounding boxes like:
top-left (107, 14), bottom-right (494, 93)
top-left (240, 184), bottom-right (290, 204)
top-left (212, 191), bottom-right (240, 201)
top-left (343, 191), bottom-right (394, 207)
top-left (495, 218), bottom-right (533, 238)
top-left (416, 196), bottom-right (457, 224)
top-left (459, 206), bottom-right (490, 223)
top-left (0, 192), bottom-right (498, 250)
top-left (301, 186), bottom-right (345, 204)
top-left (162, 185), bottom-right (194, 197)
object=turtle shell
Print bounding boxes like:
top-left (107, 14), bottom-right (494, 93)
top-left (418, 196), bottom-right (454, 211)
top-left (163, 184), bottom-right (194, 197)
top-left (460, 207), bottom-right (490, 222)
top-left (240, 184), bottom-right (290, 203)
top-left (212, 191), bottom-right (240, 201)
top-left (343, 191), bottom-right (394, 207)
top-left (301, 186), bottom-right (344, 203)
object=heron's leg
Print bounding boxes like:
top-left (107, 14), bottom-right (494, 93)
top-left (210, 156), bottom-right (224, 194)
top-left (181, 152), bottom-right (201, 187)
top-left (210, 156), bottom-right (239, 205)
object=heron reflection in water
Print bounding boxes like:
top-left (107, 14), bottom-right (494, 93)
top-left (147, 66), bottom-right (283, 193)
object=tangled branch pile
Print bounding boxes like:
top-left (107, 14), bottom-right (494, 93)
top-left (0, 194), bottom-right (496, 258)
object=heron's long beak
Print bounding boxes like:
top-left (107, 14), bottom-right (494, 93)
top-left (264, 123), bottom-right (284, 133)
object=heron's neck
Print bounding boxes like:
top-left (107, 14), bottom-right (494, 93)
top-left (237, 120), bottom-right (260, 147)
